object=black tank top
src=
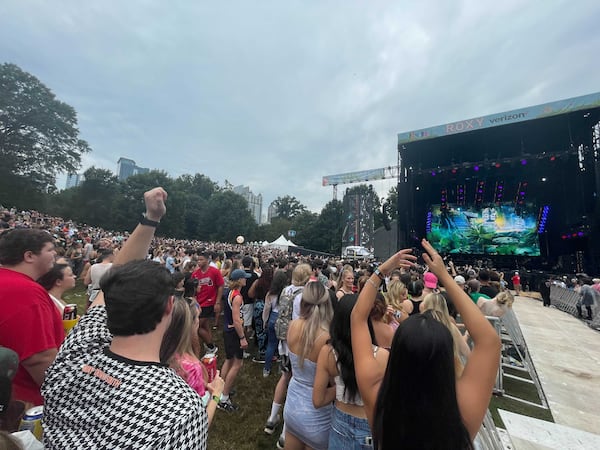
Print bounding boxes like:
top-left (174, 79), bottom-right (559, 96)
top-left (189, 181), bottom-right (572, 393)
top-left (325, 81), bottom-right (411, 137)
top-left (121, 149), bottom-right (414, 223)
top-left (409, 298), bottom-right (422, 316)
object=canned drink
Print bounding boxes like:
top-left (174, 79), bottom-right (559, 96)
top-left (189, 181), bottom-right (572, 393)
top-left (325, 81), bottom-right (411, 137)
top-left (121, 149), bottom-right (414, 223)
top-left (201, 353), bottom-right (217, 382)
top-left (63, 304), bottom-right (77, 320)
top-left (19, 405), bottom-right (44, 441)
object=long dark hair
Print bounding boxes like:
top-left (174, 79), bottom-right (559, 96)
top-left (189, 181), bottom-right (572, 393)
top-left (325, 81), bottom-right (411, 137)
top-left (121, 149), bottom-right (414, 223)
top-left (373, 312), bottom-right (473, 450)
top-left (254, 264), bottom-right (274, 299)
top-left (330, 294), bottom-right (376, 403)
top-left (269, 270), bottom-right (288, 298)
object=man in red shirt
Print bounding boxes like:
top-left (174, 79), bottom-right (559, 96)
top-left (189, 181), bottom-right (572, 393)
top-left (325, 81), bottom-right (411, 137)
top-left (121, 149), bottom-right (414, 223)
top-left (0, 229), bottom-right (64, 406)
top-left (511, 272), bottom-right (521, 296)
top-left (191, 252), bottom-right (224, 354)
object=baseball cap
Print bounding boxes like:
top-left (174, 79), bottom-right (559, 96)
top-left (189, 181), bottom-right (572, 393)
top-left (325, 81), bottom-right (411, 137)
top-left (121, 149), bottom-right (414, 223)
top-left (423, 272), bottom-right (438, 289)
top-left (454, 275), bottom-right (466, 285)
top-left (230, 269), bottom-right (252, 281)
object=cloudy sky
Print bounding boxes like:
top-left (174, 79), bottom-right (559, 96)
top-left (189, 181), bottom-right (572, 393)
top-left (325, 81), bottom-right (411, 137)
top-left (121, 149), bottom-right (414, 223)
top-left (2, 1), bottom-right (599, 215)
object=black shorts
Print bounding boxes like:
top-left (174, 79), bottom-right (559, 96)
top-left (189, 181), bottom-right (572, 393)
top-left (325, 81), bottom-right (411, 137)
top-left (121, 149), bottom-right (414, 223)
top-left (224, 331), bottom-right (243, 360)
top-left (199, 305), bottom-right (215, 319)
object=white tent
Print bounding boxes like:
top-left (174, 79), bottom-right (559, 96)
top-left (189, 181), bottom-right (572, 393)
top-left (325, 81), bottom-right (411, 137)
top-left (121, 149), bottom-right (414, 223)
top-left (266, 234), bottom-right (297, 250)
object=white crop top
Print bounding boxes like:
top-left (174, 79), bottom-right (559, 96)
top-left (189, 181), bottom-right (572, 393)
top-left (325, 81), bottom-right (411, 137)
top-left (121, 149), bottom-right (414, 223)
top-left (332, 345), bottom-right (379, 406)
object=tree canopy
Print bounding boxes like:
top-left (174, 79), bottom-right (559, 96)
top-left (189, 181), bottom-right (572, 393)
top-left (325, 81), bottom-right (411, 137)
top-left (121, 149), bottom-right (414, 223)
top-left (272, 195), bottom-right (307, 220)
top-left (0, 63), bottom-right (90, 191)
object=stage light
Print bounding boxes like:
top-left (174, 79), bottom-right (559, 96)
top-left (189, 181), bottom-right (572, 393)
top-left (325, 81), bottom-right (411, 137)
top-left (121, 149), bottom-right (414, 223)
top-left (541, 177), bottom-right (547, 182)
top-left (494, 162), bottom-right (501, 168)
top-left (578, 231), bottom-right (584, 237)
top-left (431, 171), bottom-right (436, 176)
top-left (520, 159), bottom-right (527, 165)
top-left (474, 165), bottom-right (480, 171)
top-left (451, 168), bottom-right (457, 174)
top-left (426, 211), bottom-right (433, 233)
top-left (538, 205), bottom-right (550, 233)
top-left (416, 186), bottom-right (420, 191)
top-left (550, 155), bottom-right (556, 161)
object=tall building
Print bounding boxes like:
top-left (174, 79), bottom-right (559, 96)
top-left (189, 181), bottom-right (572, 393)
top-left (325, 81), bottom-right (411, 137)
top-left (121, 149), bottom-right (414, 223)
top-left (233, 185), bottom-right (263, 224)
top-left (267, 201), bottom-right (278, 224)
top-left (117, 157), bottom-right (149, 181)
top-left (65, 173), bottom-right (85, 189)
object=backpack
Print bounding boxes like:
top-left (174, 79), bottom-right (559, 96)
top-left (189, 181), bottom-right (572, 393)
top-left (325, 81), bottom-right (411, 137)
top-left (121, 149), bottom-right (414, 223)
top-left (274, 286), bottom-right (304, 340)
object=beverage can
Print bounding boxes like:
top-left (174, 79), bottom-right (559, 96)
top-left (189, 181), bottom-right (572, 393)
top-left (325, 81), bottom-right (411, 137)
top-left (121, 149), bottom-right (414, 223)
top-left (201, 353), bottom-right (217, 382)
top-left (19, 405), bottom-right (44, 441)
top-left (63, 304), bottom-right (77, 320)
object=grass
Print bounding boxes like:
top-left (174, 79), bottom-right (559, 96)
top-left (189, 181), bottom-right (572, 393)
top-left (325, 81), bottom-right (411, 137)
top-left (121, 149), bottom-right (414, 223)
top-left (64, 281), bottom-right (554, 446)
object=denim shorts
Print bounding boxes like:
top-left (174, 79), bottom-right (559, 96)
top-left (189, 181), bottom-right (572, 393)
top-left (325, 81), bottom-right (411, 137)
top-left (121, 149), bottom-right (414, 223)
top-left (328, 406), bottom-right (373, 450)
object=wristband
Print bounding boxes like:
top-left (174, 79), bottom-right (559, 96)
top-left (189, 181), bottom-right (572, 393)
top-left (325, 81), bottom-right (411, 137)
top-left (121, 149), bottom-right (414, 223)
top-left (374, 268), bottom-right (386, 281)
top-left (211, 395), bottom-right (221, 404)
top-left (139, 213), bottom-right (160, 227)
top-left (239, 335), bottom-right (245, 340)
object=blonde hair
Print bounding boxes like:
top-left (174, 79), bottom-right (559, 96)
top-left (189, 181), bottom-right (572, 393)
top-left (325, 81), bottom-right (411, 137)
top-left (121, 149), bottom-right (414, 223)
top-left (422, 293), bottom-right (465, 376)
top-left (495, 291), bottom-right (514, 307)
top-left (292, 263), bottom-right (312, 286)
top-left (385, 280), bottom-right (407, 312)
top-left (228, 278), bottom-right (245, 291)
top-left (297, 282), bottom-right (333, 367)
top-left (336, 265), bottom-right (354, 289)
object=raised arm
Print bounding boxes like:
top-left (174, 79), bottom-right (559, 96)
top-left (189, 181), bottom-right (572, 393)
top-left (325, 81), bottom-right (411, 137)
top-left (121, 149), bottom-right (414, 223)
top-left (90, 187), bottom-right (167, 309)
top-left (421, 239), bottom-right (500, 439)
top-left (351, 249), bottom-right (416, 426)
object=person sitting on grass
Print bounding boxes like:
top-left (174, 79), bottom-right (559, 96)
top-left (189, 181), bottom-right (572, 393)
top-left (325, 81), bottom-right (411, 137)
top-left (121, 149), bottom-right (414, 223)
top-left (351, 240), bottom-right (501, 449)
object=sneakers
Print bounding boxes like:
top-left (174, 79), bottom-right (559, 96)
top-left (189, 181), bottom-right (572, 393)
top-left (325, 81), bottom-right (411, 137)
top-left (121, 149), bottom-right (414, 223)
top-left (217, 399), bottom-right (238, 412)
top-left (262, 369), bottom-right (270, 378)
top-left (243, 351), bottom-right (252, 359)
top-left (276, 435), bottom-right (285, 449)
top-left (252, 354), bottom-right (266, 363)
top-left (263, 415), bottom-right (280, 435)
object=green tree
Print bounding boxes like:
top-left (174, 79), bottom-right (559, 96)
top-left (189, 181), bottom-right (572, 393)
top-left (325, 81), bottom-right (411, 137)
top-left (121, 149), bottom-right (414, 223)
top-left (385, 185), bottom-right (398, 221)
top-left (290, 211), bottom-right (318, 248)
top-left (72, 167), bottom-right (120, 229)
top-left (201, 190), bottom-right (257, 242)
top-left (272, 195), bottom-right (307, 220)
top-left (309, 199), bottom-right (343, 254)
top-left (0, 63), bottom-right (90, 192)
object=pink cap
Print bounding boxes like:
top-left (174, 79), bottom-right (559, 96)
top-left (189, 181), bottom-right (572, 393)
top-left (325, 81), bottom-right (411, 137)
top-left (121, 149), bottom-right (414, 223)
top-left (423, 272), bottom-right (438, 289)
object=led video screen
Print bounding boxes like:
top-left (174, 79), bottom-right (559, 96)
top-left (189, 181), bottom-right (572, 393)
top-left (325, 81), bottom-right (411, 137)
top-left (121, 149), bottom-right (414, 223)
top-left (426, 203), bottom-right (540, 256)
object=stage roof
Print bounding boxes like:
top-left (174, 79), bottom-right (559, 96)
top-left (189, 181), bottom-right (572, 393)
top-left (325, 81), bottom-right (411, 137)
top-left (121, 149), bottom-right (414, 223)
top-left (398, 92), bottom-right (600, 169)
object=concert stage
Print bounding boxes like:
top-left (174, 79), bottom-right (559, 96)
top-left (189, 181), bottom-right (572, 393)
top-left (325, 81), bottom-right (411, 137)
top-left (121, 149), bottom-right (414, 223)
top-left (396, 92), bottom-right (600, 273)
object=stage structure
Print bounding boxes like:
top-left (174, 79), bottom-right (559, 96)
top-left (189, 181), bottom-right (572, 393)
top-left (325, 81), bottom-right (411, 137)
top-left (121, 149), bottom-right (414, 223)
top-left (397, 92), bottom-right (600, 272)
top-left (341, 187), bottom-right (376, 253)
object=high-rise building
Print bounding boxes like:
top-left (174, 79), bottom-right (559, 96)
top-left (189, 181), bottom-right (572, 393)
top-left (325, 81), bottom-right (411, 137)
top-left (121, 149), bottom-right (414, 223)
top-left (117, 157), bottom-right (149, 181)
top-left (267, 201), bottom-right (278, 224)
top-left (233, 185), bottom-right (263, 224)
top-left (65, 173), bottom-right (85, 189)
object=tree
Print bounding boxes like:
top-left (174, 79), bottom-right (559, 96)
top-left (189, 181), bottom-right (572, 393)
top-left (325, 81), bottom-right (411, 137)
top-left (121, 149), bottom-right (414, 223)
top-left (309, 199), bottom-right (344, 254)
top-left (272, 195), bottom-right (307, 220)
top-left (0, 63), bottom-right (90, 191)
top-left (385, 185), bottom-right (398, 221)
top-left (200, 190), bottom-right (257, 242)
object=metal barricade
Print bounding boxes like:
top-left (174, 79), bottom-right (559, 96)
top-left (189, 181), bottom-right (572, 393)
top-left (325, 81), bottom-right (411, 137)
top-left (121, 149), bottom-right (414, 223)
top-left (499, 309), bottom-right (549, 409)
top-left (550, 285), bottom-right (600, 330)
top-left (474, 409), bottom-right (505, 450)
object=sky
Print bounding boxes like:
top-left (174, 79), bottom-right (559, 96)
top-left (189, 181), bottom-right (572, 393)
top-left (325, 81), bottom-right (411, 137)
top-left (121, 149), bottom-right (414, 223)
top-left (2, 1), bottom-right (599, 216)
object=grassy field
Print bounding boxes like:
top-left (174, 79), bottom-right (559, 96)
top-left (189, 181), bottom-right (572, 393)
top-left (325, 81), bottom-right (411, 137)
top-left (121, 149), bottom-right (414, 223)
top-left (64, 282), bottom-right (554, 448)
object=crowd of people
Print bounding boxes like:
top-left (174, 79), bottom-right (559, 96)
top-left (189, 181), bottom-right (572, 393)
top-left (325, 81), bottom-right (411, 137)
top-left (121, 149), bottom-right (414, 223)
top-left (0, 188), bottom-right (598, 449)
